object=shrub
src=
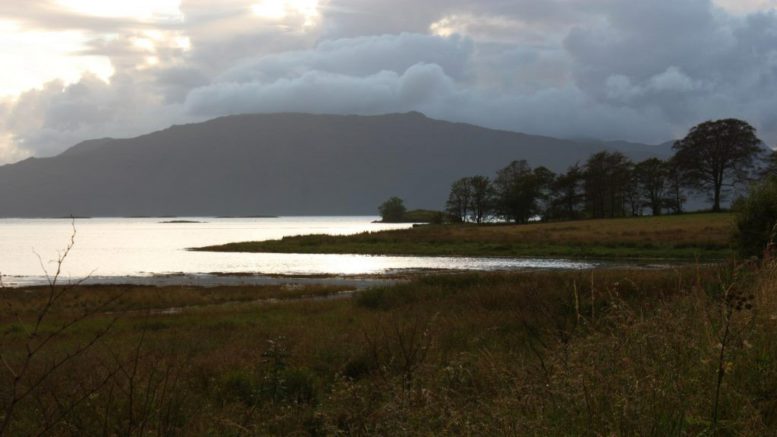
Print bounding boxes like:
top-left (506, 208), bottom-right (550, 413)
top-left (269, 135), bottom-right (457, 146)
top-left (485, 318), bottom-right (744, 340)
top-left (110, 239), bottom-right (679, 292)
top-left (735, 176), bottom-right (777, 258)
top-left (221, 370), bottom-right (258, 405)
top-left (378, 197), bottom-right (406, 222)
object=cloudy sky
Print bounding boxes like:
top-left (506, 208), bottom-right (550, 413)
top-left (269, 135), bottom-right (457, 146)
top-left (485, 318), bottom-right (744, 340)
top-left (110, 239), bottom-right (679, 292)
top-left (0, 0), bottom-right (776, 164)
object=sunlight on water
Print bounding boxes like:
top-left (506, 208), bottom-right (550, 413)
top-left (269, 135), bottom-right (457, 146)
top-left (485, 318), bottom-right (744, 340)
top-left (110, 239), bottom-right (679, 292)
top-left (0, 217), bottom-right (596, 286)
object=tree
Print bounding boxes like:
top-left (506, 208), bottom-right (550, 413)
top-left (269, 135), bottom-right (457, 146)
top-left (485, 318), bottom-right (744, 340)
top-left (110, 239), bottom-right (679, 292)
top-left (468, 176), bottom-right (494, 224)
top-left (550, 164), bottom-right (585, 220)
top-left (734, 176), bottom-right (777, 258)
top-left (634, 158), bottom-right (670, 216)
top-left (665, 157), bottom-right (688, 214)
top-left (493, 160), bottom-right (555, 223)
top-left (583, 151), bottom-right (634, 218)
top-left (531, 166), bottom-right (556, 220)
top-left (493, 160), bottom-right (531, 223)
top-left (624, 168), bottom-right (643, 217)
top-left (673, 119), bottom-right (763, 212)
top-left (445, 178), bottom-right (473, 223)
top-left (378, 196), bottom-right (406, 222)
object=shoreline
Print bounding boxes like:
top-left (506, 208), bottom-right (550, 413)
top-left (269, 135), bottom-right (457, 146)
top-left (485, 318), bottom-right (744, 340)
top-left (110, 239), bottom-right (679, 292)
top-left (0, 259), bottom-right (707, 289)
top-left (0, 272), bottom-right (406, 289)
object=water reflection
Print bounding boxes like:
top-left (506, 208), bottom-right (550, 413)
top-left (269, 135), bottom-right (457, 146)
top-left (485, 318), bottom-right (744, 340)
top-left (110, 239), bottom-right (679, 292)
top-left (0, 217), bottom-right (597, 287)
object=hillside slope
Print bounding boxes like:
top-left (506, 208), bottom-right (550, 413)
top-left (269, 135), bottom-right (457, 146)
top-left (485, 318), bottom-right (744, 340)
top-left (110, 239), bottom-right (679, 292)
top-left (0, 112), bottom-right (670, 217)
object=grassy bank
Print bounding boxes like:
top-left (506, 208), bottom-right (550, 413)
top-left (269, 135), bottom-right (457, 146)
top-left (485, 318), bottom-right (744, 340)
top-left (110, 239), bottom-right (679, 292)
top-left (198, 213), bottom-right (735, 260)
top-left (2, 263), bottom-right (776, 435)
top-left (377, 209), bottom-right (443, 223)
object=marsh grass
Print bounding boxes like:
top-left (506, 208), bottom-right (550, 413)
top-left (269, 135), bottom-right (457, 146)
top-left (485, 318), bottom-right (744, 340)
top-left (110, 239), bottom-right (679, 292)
top-left (2, 263), bottom-right (777, 435)
top-left (1, 284), bottom-right (350, 318)
top-left (198, 213), bottom-right (735, 260)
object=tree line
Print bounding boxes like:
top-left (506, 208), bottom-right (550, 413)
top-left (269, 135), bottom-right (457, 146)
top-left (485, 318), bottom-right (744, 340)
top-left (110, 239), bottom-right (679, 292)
top-left (444, 119), bottom-right (771, 223)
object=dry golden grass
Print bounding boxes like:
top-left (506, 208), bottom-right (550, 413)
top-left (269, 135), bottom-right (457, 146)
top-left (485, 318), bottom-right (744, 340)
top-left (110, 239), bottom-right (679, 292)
top-left (0, 283), bottom-right (351, 318)
top-left (3, 261), bottom-right (777, 435)
top-left (441, 213), bottom-right (733, 245)
top-left (200, 213), bottom-right (735, 260)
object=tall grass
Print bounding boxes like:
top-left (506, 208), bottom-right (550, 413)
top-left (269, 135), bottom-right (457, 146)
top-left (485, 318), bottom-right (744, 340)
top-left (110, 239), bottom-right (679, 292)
top-left (2, 263), bottom-right (776, 434)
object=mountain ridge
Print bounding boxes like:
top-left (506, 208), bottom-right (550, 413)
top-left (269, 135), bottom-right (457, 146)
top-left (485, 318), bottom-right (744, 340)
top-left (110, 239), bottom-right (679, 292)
top-left (0, 112), bottom-right (671, 217)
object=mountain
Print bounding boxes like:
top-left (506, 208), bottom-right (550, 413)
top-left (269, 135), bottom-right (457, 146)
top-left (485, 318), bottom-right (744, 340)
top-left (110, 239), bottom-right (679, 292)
top-left (0, 112), bottom-right (671, 217)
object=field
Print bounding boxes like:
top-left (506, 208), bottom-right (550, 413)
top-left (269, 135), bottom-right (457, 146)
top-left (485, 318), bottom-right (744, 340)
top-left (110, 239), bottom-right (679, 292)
top-left (2, 263), bottom-right (777, 435)
top-left (198, 213), bottom-right (736, 260)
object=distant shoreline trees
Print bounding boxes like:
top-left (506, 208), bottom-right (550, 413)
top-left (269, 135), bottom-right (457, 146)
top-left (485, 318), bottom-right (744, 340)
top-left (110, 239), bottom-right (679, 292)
top-left (378, 197), bottom-right (406, 222)
top-left (446, 176), bottom-right (493, 223)
top-left (440, 118), bottom-right (769, 224)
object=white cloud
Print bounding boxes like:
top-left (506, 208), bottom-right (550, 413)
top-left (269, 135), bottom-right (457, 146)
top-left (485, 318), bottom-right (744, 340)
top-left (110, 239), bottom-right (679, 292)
top-left (714, 0), bottom-right (777, 15)
top-left (217, 33), bottom-right (473, 83)
top-left (185, 63), bottom-right (457, 116)
top-left (648, 67), bottom-right (701, 92)
top-left (55, 0), bottom-right (183, 21)
top-left (0, 20), bottom-right (113, 96)
top-left (605, 67), bottom-right (702, 102)
top-left (0, 74), bottom-right (190, 161)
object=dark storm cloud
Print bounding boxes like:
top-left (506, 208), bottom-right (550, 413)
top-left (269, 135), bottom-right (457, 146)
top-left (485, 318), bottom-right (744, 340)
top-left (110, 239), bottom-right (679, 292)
top-left (565, 0), bottom-right (777, 139)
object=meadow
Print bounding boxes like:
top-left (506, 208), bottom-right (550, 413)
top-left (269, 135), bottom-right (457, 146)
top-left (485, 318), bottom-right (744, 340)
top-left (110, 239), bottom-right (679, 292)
top-left (2, 262), bottom-right (776, 435)
top-left (198, 213), bottom-right (735, 260)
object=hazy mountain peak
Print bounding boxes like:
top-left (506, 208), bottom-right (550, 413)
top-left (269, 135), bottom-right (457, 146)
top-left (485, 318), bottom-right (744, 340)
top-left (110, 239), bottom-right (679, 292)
top-left (0, 112), bottom-right (670, 217)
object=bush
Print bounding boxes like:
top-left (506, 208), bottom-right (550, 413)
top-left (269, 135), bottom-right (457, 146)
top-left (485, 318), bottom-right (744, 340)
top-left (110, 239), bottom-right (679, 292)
top-left (402, 209), bottom-right (444, 224)
top-left (735, 176), bottom-right (777, 258)
top-left (221, 370), bottom-right (258, 405)
top-left (378, 197), bottom-right (406, 222)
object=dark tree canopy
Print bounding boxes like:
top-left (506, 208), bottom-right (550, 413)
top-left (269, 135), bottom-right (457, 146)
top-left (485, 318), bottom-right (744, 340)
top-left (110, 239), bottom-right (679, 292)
top-left (735, 176), bottom-right (777, 258)
top-left (550, 164), bottom-right (585, 220)
top-left (493, 160), bottom-right (554, 223)
top-left (446, 176), bottom-right (494, 223)
top-left (493, 160), bottom-right (533, 223)
top-left (446, 178), bottom-right (473, 223)
top-left (634, 158), bottom-right (671, 216)
top-left (468, 176), bottom-right (494, 224)
top-left (378, 196), bottom-right (406, 222)
top-left (583, 151), bottom-right (633, 218)
top-left (532, 166), bottom-right (556, 218)
top-left (665, 157), bottom-right (688, 214)
top-left (673, 119), bottom-right (762, 212)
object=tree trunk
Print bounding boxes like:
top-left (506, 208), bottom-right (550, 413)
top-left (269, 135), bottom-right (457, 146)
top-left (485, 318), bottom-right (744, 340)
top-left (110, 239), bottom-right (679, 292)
top-left (713, 183), bottom-right (722, 212)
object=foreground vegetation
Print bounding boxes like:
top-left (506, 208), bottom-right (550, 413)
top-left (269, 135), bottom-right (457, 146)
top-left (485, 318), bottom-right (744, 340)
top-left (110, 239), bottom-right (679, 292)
top-left (2, 262), bottom-right (777, 435)
top-left (199, 213), bottom-right (735, 260)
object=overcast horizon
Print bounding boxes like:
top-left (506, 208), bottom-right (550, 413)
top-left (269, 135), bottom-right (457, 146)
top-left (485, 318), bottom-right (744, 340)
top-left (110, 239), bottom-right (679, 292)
top-left (1, 0), bottom-right (776, 165)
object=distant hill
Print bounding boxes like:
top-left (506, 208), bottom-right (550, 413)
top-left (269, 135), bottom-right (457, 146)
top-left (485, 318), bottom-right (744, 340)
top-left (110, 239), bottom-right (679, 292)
top-left (0, 112), bottom-right (671, 217)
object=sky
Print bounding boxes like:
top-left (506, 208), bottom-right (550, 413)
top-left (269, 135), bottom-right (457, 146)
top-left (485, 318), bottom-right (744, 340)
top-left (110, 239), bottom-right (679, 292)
top-left (0, 0), bottom-right (776, 164)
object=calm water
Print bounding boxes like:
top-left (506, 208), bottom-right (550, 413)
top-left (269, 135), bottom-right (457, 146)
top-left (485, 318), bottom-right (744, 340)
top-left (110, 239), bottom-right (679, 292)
top-left (0, 217), bottom-right (596, 286)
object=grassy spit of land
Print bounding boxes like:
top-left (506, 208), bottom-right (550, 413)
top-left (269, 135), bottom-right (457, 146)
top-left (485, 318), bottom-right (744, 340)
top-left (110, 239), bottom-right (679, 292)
top-left (1, 264), bottom-right (776, 435)
top-left (197, 213), bottom-right (735, 260)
